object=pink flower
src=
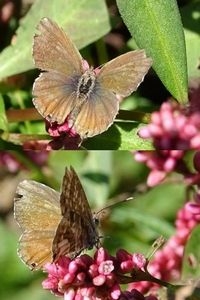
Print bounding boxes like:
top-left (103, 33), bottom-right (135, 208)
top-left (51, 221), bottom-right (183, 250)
top-left (0, 150), bottom-right (49, 171)
top-left (138, 101), bottom-right (200, 150)
top-left (134, 150), bottom-right (184, 186)
top-left (0, 152), bottom-right (21, 172)
top-left (42, 247), bottom-right (152, 300)
top-left (45, 118), bottom-right (82, 150)
top-left (116, 249), bottom-right (146, 273)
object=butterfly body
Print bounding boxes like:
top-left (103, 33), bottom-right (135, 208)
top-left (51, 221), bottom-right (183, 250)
top-left (66, 68), bottom-right (98, 128)
top-left (14, 167), bottom-right (99, 270)
top-left (32, 18), bottom-right (152, 138)
top-left (76, 68), bottom-right (96, 98)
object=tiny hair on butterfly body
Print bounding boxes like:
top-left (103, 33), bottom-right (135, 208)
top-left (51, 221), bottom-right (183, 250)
top-left (32, 18), bottom-right (152, 139)
top-left (14, 167), bottom-right (99, 270)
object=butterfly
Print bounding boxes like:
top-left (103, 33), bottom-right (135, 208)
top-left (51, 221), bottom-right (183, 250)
top-left (32, 18), bottom-right (152, 139)
top-left (14, 167), bottom-right (99, 270)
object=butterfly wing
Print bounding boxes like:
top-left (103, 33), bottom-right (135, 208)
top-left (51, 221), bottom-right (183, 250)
top-left (32, 18), bottom-right (83, 124)
top-left (52, 211), bottom-right (96, 261)
top-left (98, 50), bottom-right (152, 97)
top-left (73, 88), bottom-right (119, 138)
top-left (33, 17), bottom-right (83, 75)
top-left (60, 167), bottom-right (93, 217)
top-left (14, 180), bottom-right (61, 269)
top-left (52, 167), bottom-right (98, 260)
top-left (33, 72), bottom-right (78, 123)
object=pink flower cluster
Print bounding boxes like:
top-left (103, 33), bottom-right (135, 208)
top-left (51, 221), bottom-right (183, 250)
top-left (129, 200), bottom-right (200, 293)
top-left (134, 150), bottom-right (184, 186)
top-left (138, 101), bottom-right (200, 150)
top-left (45, 119), bottom-right (82, 150)
top-left (0, 151), bottom-right (21, 172)
top-left (42, 247), bottom-right (156, 300)
top-left (0, 150), bottom-right (48, 172)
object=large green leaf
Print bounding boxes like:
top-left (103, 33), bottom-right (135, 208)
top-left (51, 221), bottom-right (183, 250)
top-left (83, 122), bottom-right (153, 150)
top-left (0, 0), bottom-right (110, 80)
top-left (81, 151), bottom-right (112, 208)
top-left (117, 0), bottom-right (188, 103)
top-left (180, 1), bottom-right (200, 78)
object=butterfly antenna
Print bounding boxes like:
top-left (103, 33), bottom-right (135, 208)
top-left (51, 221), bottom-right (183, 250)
top-left (96, 196), bottom-right (134, 217)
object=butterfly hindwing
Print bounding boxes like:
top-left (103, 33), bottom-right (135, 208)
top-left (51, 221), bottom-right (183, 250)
top-left (73, 88), bottom-right (119, 138)
top-left (14, 180), bottom-right (61, 269)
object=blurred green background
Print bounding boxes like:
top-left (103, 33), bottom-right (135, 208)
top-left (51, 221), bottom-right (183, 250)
top-left (0, 150), bottom-right (187, 299)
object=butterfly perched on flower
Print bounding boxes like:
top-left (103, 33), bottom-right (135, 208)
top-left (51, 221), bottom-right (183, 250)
top-left (32, 18), bottom-right (152, 139)
top-left (14, 167), bottom-right (99, 270)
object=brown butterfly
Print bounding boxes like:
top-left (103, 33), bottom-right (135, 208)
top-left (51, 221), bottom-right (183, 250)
top-left (32, 18), bottom-right (152, 139)
top-left (14, 167), bottom-right (99, 270)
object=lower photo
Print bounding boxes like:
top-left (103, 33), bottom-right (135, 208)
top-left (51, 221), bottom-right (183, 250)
top-left (0, 150), bottom-right (200, 300)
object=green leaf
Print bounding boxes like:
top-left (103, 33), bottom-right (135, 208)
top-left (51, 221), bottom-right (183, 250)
top-left (116, 0), bottom-right (188, 103)
top-left (83, 122), bottom-right (153, 150)
top-left (180, 2), bottom-right (200, 78)
top-left (106, 181), bottom-right (185, 253)
top-left (81, 151), bottom-right (112, 208)
top-left (0, 221), bottom-right (38, 296)
top-left (182, 225), bottom-right (200, 279)
top-left (0, 0), bottom-right (110, 80)
top-left (0, 95), bottom-right (8, 131)
top-left (111, 206), bottom-right (174, 237)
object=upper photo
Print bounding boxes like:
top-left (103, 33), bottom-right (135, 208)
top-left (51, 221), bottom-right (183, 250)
top-left (0, 0), bottom-right (199, 150)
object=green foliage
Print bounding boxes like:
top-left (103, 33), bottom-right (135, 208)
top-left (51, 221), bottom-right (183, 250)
top-left (0, 0), bottom-right (110, 80)
top-left (180, 1), bottom-right (200, 78)
top-left (83, 123), bottom-right (153, 150)
top-left (0, 95), bottom-right (8, 131)
top-left (117, 0), bottom-right (188, 103)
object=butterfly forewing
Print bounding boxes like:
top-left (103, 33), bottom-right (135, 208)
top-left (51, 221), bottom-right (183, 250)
top-left (52, 167), bottom-right (98, 260)
top-left (14, 180), bottom-right (61, 269)
top-left (33, 18), bottom-right (83, 75)
top-left (60, 167), bottom-right (93, 217)
top-left (98, 50), bottom-right (152, 97)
